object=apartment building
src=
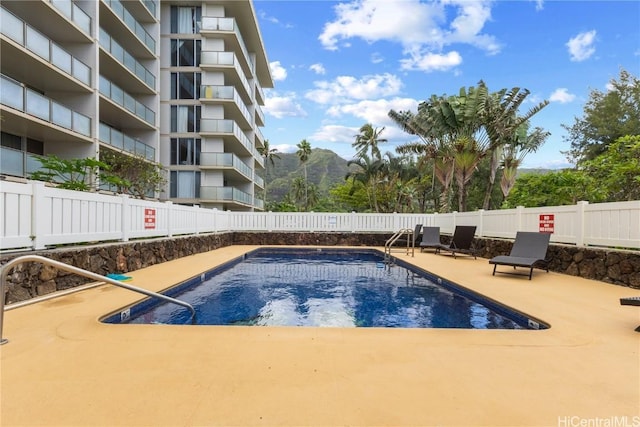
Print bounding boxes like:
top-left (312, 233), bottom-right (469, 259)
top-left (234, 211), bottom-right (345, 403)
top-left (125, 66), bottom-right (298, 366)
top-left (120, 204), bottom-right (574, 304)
top-left (0, 0), bottom-right (272, 211)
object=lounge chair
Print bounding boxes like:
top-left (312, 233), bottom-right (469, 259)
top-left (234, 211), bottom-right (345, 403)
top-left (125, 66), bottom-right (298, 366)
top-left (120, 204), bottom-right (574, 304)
top-left (394, 224), bottom-right (423, 247)
top-left (489, 231), bottom-right (550, 280)
top-left (419, 226), bottom-right (441, 252)
top-left (620, 297), bottom-right (640, 332)
top-left (435, 225), bottom-right (477, 259)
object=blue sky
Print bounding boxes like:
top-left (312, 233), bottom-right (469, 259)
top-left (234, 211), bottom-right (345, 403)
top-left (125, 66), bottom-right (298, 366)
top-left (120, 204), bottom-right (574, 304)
top-left (254, 0), bottom-right (640, 169)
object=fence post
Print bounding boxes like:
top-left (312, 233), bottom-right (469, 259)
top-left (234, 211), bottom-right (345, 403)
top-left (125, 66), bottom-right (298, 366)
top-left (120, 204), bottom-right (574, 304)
top-left (121, 194), bottom-right (130, 242)
top-left (212, 208), bottom-right (218, 233)
top-left (576, 201), bottom-right (588, 247)
top-left (31, 181), bottom-right (47, 250)
top-left (477, 209), bottom-right (484, 237)
top-left (351, 211), bottom-right (355, 233)
top-left (165, 201), bottom-right (173, 238)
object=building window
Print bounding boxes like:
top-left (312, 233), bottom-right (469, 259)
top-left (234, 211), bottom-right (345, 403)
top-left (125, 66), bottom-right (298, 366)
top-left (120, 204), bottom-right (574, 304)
top-left (170, 105), bottom-right (200, 133)
top-left (170, 6), bottom-right (201, 34)
top-left (170, 39), bottom-right (201, 67)
top-left (170, 171), bottom-right (201, 198)
top-left (170, 72), bottom-right (201, 99)
top-left (170, 138), bottom-right (201, 165)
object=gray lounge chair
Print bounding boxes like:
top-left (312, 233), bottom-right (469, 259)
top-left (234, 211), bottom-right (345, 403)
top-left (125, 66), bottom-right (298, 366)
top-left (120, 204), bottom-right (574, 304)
top-left (435, 225), bottom-right (477, 259)
top-left (620, 297), bottom-right (640, 332)
top-left (489, 231), bottom-right (550, 280)
top-left (419, 226), bottom-right (441, 252)
top-left (394, 224), bottom-right (423, 247)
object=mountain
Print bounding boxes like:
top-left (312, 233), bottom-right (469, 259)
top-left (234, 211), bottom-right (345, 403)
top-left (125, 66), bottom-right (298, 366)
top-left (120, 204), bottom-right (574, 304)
top-left (263, 148), bottom-right (353, 203)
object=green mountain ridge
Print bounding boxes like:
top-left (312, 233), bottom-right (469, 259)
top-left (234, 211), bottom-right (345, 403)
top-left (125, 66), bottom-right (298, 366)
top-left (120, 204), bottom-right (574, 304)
top-left (263, 148), bottom-right (355, 203)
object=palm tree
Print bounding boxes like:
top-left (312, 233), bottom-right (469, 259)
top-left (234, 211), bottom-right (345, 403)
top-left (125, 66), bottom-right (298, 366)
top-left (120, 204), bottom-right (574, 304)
top-left (480, 83), bottom-right (550, 210)
top-left (346, 154), bottom-right (385, 212)
top-left (500, 124), bottom-right (550, 198)
top-left (296, 139), bottom-right (312, 208)
top-left (257, 139), bottom-right (280, 206)
top-left (353, 123), bottom-right (387, 161)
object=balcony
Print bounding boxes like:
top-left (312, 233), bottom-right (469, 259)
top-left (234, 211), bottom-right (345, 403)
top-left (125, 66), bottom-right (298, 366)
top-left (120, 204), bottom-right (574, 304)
top-left (200, 186), bottom-right (253, 207)
top-left (199, 119), bottom-right (254, 156)
top-left (101, 0), bottom-right (156, 58)
top-left (200, 85), bottom-right (251, 128)
top-left (99, 27), bottom-right (155, 92)
top-left (254, 174), bottom-right (264, 188)
top-left (0, 74), bottom-right (92, 142)
top-left (200, 16), bottom-right (253, 78)
top-left (255, 80), bottom-right (265, 105)
top-left (200, 51), bottom-right (251, 101)
top-left (200, 152), bottom-right (252, 183)
top-left (99, 75), bottom-right (155, 130)
top-left (255, 104), bottom-right (265, 127)
top-left (99, 122), bottom-right (155, 161)
top-left (1, 7), bottom-right (92, 92)
top-left (0, 146), bottom-right (42, 178)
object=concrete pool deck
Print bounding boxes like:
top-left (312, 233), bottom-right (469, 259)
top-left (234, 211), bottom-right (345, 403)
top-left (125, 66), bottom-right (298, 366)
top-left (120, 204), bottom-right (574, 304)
top-left (1, 245), bottom-right (639, 426)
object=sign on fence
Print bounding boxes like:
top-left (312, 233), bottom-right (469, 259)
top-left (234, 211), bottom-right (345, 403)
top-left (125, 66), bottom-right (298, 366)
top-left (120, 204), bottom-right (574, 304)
top-left (539, 214), bottom-right (554, 233)
top-left (144, 208), bottom-right (156, 229)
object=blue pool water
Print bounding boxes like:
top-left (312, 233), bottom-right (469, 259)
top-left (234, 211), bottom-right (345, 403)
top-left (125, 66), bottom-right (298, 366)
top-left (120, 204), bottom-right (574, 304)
top-left (102, 248), bottom-right (547, 329)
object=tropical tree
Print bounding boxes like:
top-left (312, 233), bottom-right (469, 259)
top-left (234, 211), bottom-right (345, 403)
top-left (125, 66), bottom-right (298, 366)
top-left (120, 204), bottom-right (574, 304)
top-left (499, 124), bottom-right (550, 199)
top-left (99, 149), bottom-right (166, 198)
top-left (257, 139), bottom-right (281, 205)
top-left (296, 139), bottom-right (312, 207)
top-left (581, 135), bottom-right (640, 201)
top-left (563, 68), bottom-right (640, 164)
top-left (353, 123), bottom-right (387, 160)
top-left (345, 154), bottom-right (385, 212)
top-left (30, 155), bottom-right (108, 191)
top-left (481, 83), bottom-right (550, 209)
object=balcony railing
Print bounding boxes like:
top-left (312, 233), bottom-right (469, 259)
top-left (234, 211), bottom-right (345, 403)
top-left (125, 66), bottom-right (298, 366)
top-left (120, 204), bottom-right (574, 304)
top-left (48, 0), bottom-right (91, 35)
top-left (99, 75), bottom-right (155, 126)
top-left (200, 186), bottom-right (253, 205)
top-left (200, 152), bottom-right (252, 180)
top-left (99, 122), bottom-right (155, 161)
top-left (142, 0), bottom-right (157, 18)
top-left (200, 85), bottom-right (251, 125)
top-left (103, 0), bottom-right (156, 53)
top-left (99, 27), bottom-right (155, 89)
top-left (1, 7), bottom-right (91, 86)
top-left (254, 175), bottom-right (264, 188)
top-left (1, 74), bottom-right (91, 137)
top-left (200, 118), bottom-right (253, 154)
top-left (0, 147), bottom-right (41, 178)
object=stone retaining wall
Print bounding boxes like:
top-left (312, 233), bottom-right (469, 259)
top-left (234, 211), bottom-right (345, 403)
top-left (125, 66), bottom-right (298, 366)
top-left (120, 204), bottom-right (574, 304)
top-left (2, 232), bottom-right (638, 304)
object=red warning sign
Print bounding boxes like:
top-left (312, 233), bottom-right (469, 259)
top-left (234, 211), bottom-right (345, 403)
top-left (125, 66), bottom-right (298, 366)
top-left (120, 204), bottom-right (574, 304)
top-left (144, 208), bottom-right (156, 229)
top-left (539, 214), bottom-right (554, 233)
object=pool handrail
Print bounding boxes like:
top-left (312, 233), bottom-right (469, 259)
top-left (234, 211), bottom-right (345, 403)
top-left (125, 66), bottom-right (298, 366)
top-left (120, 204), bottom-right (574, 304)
top-left (384, 228), bottom-right (416, 259)
top-left (0, 255), bottom-right (197, 345)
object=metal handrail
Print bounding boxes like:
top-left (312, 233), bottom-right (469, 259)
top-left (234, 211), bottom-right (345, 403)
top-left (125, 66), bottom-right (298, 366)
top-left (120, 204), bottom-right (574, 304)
top-left (384, 228), bottom-right (415, 259)
top-left (0, 255), bottom-right (197, 345)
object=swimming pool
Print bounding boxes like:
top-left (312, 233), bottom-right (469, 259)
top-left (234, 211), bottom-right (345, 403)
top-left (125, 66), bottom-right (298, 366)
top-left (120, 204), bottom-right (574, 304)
top-left (102, 248), bottom-right (548, 329)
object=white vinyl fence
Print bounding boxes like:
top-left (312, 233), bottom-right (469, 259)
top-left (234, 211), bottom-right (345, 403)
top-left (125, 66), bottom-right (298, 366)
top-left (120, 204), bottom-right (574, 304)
top-left (1, 180), bottom-right (639, 251)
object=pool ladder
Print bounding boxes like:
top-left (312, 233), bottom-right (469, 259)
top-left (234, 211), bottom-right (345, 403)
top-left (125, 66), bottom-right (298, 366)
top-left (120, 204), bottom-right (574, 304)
top-left (384, 228), bottom-right (415, 263)
top-left (0, 255), bottom-right (197, 345)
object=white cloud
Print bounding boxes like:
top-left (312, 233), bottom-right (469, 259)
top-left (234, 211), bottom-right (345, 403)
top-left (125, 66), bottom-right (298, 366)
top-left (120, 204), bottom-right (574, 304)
top-left (326, 97), bottom-right (419, 126)
top-left (549, 88), bottom-right (576, 104)
top-left (371, 52), bottom-right (384, 64)
top-left (318, 0), bottom-right (500, 71)
top-left (270, 61), bottom-right (288, 81)
top-left (264, 91), bottom-right (307, 118)
top-left (309, 63), bottom-right (326, 75)
top-left (400, 50), bottom-right (462, 72)
top-left (534, 0), bottom-right (544, 11)
top-left (309, 125), bottom-right (360, 144)
top-left (305, 73), bottom-right (403, 105)
top-left (272, 144), bottom-right (297, 154)
top-left (566, 30), bottom-right (596, 62)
